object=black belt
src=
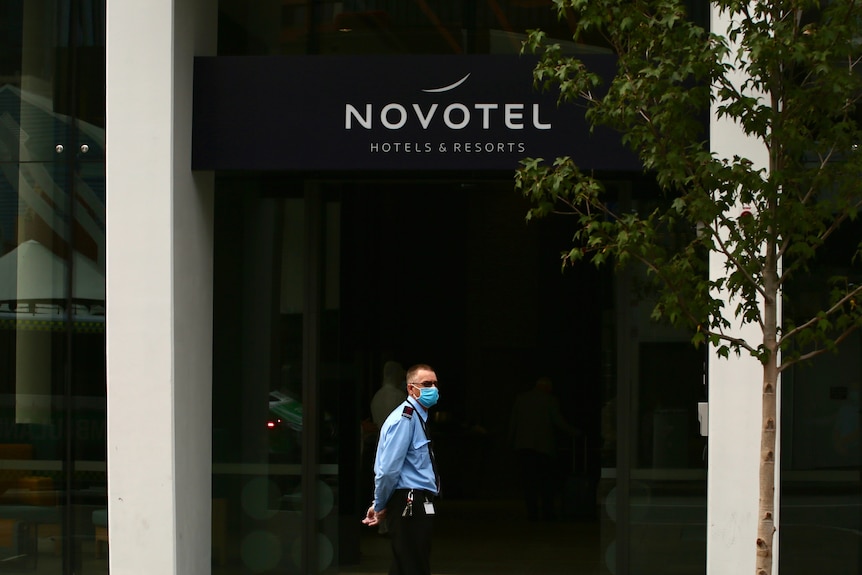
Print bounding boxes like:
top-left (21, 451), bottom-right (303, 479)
top-left (393, 488), bottom-right (436, 499)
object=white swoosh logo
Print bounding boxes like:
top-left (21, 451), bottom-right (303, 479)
top-left (421, 73), bottom-right (471, 93)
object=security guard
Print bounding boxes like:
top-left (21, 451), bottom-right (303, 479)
top-left (362, 363), bottom-right (441, 575)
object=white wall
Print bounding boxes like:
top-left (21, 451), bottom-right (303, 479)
top-left (106, 0), bottom-right (216, 572)
top-left (707, 5), bottom-right (775, 575)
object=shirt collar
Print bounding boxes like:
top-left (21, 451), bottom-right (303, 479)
top-left (406, 396), bottom-right (428, 420)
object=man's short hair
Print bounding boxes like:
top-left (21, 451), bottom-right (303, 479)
top-left (406, 363), bottom-right (435, 383)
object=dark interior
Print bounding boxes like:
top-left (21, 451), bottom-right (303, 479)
top-left (212, 175), bottom-right (613, 572)
top-left (337, 179), bottom-right (610, 570)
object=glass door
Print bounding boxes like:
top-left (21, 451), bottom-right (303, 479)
top-left (212, 180), bottom-right (341, 574)
top-left (599, 188), bottom-right (708, 575)
top-left (0, 0), bottom-right (106, 572)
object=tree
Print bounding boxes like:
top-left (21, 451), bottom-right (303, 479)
top-left (515, 1), bottom-right (862, 573)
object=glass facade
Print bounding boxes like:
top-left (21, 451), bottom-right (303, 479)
top-left (218, 0), bottom-right (608, 56)
top-left (779, 223), bottom-right (862, 575)
top-left (599, 190), bottom-right (707, 575)
top-left (2, 0), bottom-right (858, 574)
top-left (209, 176), bottom-right (710, 575)
top-left (208, 0), bottom-right (860, 574)
top-left (0, 0), bottom-right (107, 573)
top-left (206, 2), bottom-right (857, 575)
top-left (211, 180), bottom-right (342, 573)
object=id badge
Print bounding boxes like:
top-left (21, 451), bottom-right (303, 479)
top-left (424, 501), bottom-right (435, 515)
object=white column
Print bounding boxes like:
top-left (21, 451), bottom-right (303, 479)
top-left (106, 0), bottom-right (216, 573)
top-left (707, 5), bottom-right (774, 575)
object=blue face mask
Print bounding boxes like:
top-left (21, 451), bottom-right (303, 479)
top-left (416, 386), bottom-right (439, 408)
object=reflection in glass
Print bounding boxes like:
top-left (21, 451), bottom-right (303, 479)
top-left (217, 0), bottom-right (612, 56)
top-left (598, 191), bottom-right (707, 575)
top-left (0, 0), bottom-right (107, 571)
top-left (780, 224), bottom-right (862, 575)
top-left (213, 186), bottom-right (343, 573)
top-left (213, 190), bottom-right (304, 573)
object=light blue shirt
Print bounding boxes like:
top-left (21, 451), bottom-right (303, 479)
top-left (373, 398), bottom-right (437, 512)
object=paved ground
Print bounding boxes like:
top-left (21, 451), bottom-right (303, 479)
top-left (342, 499), bottom-right (603, 575)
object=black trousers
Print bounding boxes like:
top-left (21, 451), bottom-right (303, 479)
top-left (386, 489), bottom-right (435, 575)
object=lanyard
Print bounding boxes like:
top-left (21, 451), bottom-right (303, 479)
top-left (414, 404), bottom-right (441, 496)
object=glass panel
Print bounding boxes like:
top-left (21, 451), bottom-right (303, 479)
top-left (598, 305), bottom-right (618, 574)
top-left (627, 339), bottom-right (706, 575)
top-left (317, 195), bottom-right (341, 574)
top-left (602, 192), bottom-right (707, 575)
top-left (0, 1), bottom-right (68, 163)
top-left (216, 177), bottom-right (622, 574)
top-left (218, 0), bottom-right (708, 56)
top-left (780, 340), bottom-right (862, 574)
top-left (0, 0), bottom-right (107, 572)
top-left (0, 161), bottom-right (68, 575)
top-left (0, 164), bottom-right (106, 573)
top-left (69, 0), bottom-right (107, 568)
top-left (780, 221), bottom-right (862, 575)
top-left (217, 0), bottom-right (612, 55)
top-left (212, 189), bottom-right (293, 573)
top-left (213, 184), bottom-right (318, 574)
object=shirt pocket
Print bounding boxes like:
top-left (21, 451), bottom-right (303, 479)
top-left (412, 435), bottom-right (432, 466)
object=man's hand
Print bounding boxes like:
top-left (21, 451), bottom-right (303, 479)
top-left (362, 505), bottom-right (386, 527)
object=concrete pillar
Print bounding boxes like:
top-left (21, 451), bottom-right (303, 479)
top-left (707, 5), bottom-right (777, 575)
top-left (106, 0), bottom-right (216, 572)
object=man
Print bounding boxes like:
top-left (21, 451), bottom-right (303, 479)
top-left (363, 363), bottom-right (441, 575)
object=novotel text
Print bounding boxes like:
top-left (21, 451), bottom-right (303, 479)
top-left (345, 103), bottom-right (552, 130)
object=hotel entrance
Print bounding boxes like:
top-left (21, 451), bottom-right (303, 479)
top-left (210, 175), bottom-right (708, 574)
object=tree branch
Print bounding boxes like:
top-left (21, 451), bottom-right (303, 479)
top-left (783, 326), bottom-right (861, 368)
top-left (778, 283), bottom-right (862, 345)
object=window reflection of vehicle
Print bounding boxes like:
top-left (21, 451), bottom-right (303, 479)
top-left (268, 391), bottom-right (303, 431)
top-left (266, 390), bottom-right (337, 458)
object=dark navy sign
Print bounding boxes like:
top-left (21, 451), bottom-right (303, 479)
top-left (192, 55), bottom-right (638, 171)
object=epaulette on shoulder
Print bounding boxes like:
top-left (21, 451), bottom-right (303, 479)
top-left (401, 405), bottom-right (414, 419)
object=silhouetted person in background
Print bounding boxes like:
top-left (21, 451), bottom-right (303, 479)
top-left (372, 361), bottom-right (407, 428)
top-left (509, 376), bottom-right (576, 521)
